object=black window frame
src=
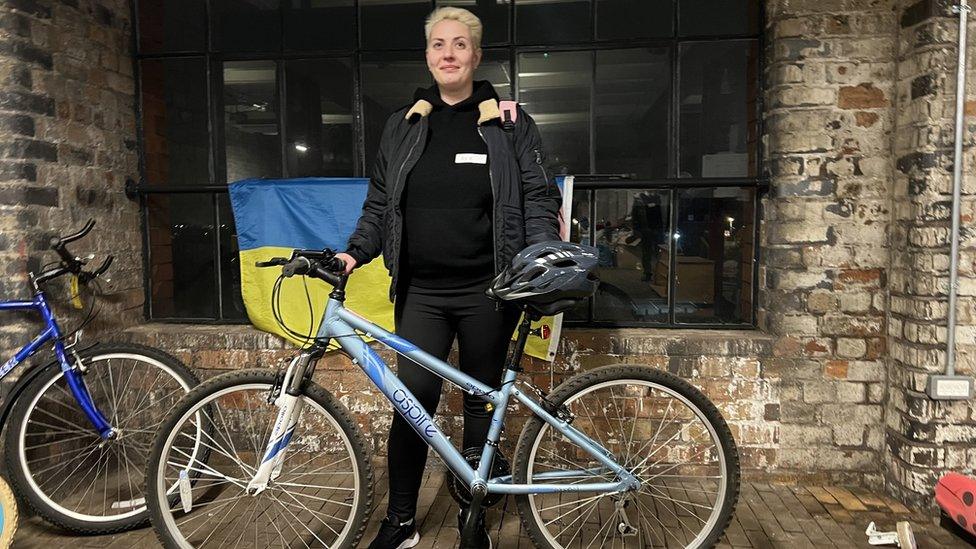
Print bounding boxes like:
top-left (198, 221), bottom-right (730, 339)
top-left (130, 0), bottom-right (766, 326)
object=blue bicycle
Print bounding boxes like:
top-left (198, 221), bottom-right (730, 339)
top-left (1, 220), bottom-right (198, 534)
top-left (146, 247), bottom-right (739, 548)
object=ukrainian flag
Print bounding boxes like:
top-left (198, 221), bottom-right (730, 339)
top-left (229, 176), bottom-right (572, 360)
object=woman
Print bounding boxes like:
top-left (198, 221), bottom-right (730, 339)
top-left (335, 7), bottom-right (560, 549)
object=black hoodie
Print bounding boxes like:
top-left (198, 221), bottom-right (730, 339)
top-left (400, 80), bottom-right (499, 289)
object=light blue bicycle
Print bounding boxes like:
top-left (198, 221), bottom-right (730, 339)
top-left (146, 247), bottom-right (739, 548)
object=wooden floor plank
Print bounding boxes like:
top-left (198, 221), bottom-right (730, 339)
top-left (822, 486), bottom-right (869, 512)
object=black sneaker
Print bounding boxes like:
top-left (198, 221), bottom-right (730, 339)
top-left (457, 508), bottom-right (492, 549)
top-left (368, 514), bottom-right (420, 549)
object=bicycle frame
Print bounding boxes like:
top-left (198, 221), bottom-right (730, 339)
top-left (0, 291), bottom-right (113, 438)
top-left (252, 296), bottom-right (641, 497)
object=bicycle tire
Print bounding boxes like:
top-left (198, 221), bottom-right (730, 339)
top-left (147, 369), bottom-right (374, 549)
top-left (513, 364), bottom-right (740, 549)
top-left (4, 343), bottom-right (198, 534)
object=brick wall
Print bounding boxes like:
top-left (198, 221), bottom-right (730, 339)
top-left (0, 0), bottom-right (142, 362)
top-left (761, 0), bottom-right (897, 486)
top-left (885, 0), bottom-right (976, 509)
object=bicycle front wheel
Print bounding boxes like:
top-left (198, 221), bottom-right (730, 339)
top-left (513, 365), bottom-right (740, 549)
top-left (5, 343), bottom-right (197, 534)
top-left (147, 369), bottom-right (373, 549)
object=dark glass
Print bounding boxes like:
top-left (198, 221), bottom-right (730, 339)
top-left (360, 0), bottom-right (430, 49)
top-left (361, 53), bottom-right (431, 174)
top-left (218, 195), bottom-right (248, 320)
top-left (517, 51), bottom-right (591, 175)
top-left (679, 0), bottom-right (759, 36)
top-left (478, 49), bottom-right (512, 100)
top-left (592, 189), bottom-right (670, 323)
top-left (516, 0), bottom-right (591, 44)
top-left (594, 48), bottom-right (670, 178)
top-left (679, 40), bottom-right (758, 178)
top-left (284, 58), bottom-right (355, 177)
top-left (212, 0), bottom-right (282, 52)
top-left (564, 188), bottom-right (592, 322)
top-left (223, 61), bottom-right (281, 183)
top-left (140, 58), bottom-right (210, 186)
top-left (137, 0), bottom-right (206, 53)
top-left (434, 0), bottom-right (510, 45)
top-left (284, 0), bottom-right (356, 51)
top-left (673, 187), bottom-right (753, 324)
top-left (596, 0), bottom-right (672, 40)
top-left (148, 194), bottom-right (217, 319)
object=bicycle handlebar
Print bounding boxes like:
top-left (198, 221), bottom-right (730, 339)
top-left (34, 219), bottom-right (113, 286)
top-left (255, 249), bottom-right (347, 287)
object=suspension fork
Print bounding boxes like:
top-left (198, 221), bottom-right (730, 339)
top-left (247, 350), bottom-right (319, 495)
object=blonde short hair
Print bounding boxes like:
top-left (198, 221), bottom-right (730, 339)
top-left (424, 6), bottom-right (483, 49)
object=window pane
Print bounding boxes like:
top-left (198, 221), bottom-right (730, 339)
top-left (140, 58), bottom-right (210, 186)
top-left (285, 59), bottom-right (355, 177)
top-left (362, 53), bottom-right (431, 174)
top-left (212, 0), bottom-right (282, 52)
top-left (593, 189), bottom-right (670, 323)
top-left (479, 49), bottom-right (512, 100)
top-left (518, 51), bottom-right (591, 175)
top-left (284, 0), bottom-right (356, 51)
top-left (435, 0), bottom-right (510, 45)
top-left (218, 195), bottom-right (248, 320)
top-left (679, 0), bottom-right (759, 37)
top-left (564, 188), bottom-right (592, 322)
top-left (679, 40), bottom-right (758, 178)
top-left (360, 0), bottom-right (430, 49)
top-left (516, 0), bottom-right (591, 44)
top-left (595, 48), bottom-right (669, 178)
top-left (674, 187), bottom-right (753, 324)
top-left (148, 194), bottom-right (217, 318)
top-left (137, 0), bottom-right (206, 53)
top-left (223, 61), bottom-right (281, 183)
top-left (596, 0), bottom-right (672, 40)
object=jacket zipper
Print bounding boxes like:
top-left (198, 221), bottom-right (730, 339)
top-left (477, 126), bottom-right (500, 275)
top-left (391, 119), bottom-right (426, 299)
top-left (534, 148), bottom-right (552, 198)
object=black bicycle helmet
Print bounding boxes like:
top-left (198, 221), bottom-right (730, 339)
top-left (487, 241), bottom-right (599, 315)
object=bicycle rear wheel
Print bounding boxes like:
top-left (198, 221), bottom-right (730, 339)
top-left (147, 369), bottom-right (373, 549)
top-left (5, 343), bottom-right (197, 534)
top-left (513, 365), bottom-right (739, 549)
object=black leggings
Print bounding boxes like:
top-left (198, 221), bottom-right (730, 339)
top-left (386, 282), bottom-right (520, 520)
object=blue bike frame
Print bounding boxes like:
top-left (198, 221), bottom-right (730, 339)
top-left (318, 298), bottom-right (641, 496)
top-left (0, 292), bottom-right (113, 438)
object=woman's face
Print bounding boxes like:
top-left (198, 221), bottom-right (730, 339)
top-left (426, 19), bottom-right (481, 91)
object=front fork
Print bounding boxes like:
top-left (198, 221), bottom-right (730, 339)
top-left (247, 351), bottom-right (317, 495)
top-left (57, 340), bottom-right (115, 440)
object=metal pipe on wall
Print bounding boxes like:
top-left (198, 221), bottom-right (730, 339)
top-left (929, 0), bottom-right (974, 400)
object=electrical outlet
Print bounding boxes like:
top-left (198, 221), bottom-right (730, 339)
top-left (927, 375), bottom-right (974, 400)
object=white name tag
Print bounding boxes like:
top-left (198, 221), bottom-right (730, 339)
top-left (455, 153), bottom-right (487, 164)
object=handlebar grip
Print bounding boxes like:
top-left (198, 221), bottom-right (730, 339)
top-left (60, 219), bottom-right (95, 245)
top-left (91, 255), bottom-right (113, 277)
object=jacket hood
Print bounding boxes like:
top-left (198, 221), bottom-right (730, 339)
top-left (405, 80), bottom-right (502, 125)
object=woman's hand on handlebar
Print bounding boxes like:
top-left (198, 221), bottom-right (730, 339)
top-left (333, 253), bottom-right (357, 274)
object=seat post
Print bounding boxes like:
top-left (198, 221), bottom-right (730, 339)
top-left (506, 310), bottom-right (539, 372)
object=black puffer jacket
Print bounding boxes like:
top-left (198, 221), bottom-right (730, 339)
top-left (345, 82), bottom-right (562, 300)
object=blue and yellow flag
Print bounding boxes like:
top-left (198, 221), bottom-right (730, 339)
top-left (229, 176), bottom-right (570, 360)
top-left (230, 178), bottom-right (393, 345)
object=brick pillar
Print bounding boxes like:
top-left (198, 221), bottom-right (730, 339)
top-left (885, 0), bottom-right (976, 510)
top-left (762, 0), bottom-right (897, 483)
top-left (0, 0), bottom-right (142, 360)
